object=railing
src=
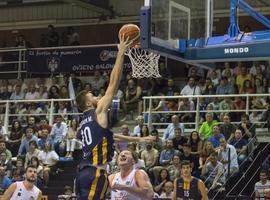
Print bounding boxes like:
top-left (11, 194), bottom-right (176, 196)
top-left (143, 93), bottom-right (270, 134)
top-left (0, 47), bottom-right (27, 78)
top-left (0, 99), bottom-right (81, 132)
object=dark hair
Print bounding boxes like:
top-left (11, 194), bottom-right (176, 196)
top-left (260, 169), bottom-right (269, 176)
top-left (151, 129), bottom-right (159, 136)
top-left (11, 120), bottom-right (22, 132)
top-left (140, 125), bottom-right (149, 137)
top-left (189, 131), bottom-right (201, 145)
top-left (76, 90), bottom-right (88, 111)
top-left (181, 160), bottom-right (191, 168)
top-left (210, 151), bottom-right (218, 157)
top-left (183, 143), bottom-right (191, 148)
top-left (174, 127), bottom-right (182, 133)
top-left (26, 164), bottom-right (37, 172)
top-left (29, 140), bottom-right (38, 148)
top-left (158, 168), bottom-right (170, 182)
top-left (30, 156), bottom-right (40, 167)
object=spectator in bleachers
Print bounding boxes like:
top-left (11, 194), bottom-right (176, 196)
top-left (0, 166), bottom-right (11, 194)
top-left (25, 116), bottom-right (38, 134)
top-left (59, 85), bottom-right (69, 99)
top-left (236, 66), bottom-right (252, 92)
top-left (199, 141), bottom-right (215, 169)
top-left (167, 155), bottom-right (181, 180)
top-left (163, 115), bottom-right (184, 140)
top-left (209, 70), bottom-right (220, 87)
top-left (240, 79), bottom-right (254, 94)
top-left (233, 61), bottom-right (243, 76)
top-left (48, 85), bottom-right (60, 99)
top-left (38, 141), bottom-right (59, 188)
top-left (47, 24), bottom-right (59, 47)
top-left (0, 120), bottom-right (7, 142)
top-left (201, 151), bottom-right (225, 190)
top-left (38, 128), bottom-right (53, 150)
top-left (139, 125), bottom-right (150, 150)
top-left (221, 62), bottom-right (233, 77)
top-left (249, 111), bottom-right (263, 126)
top-left (219, 114), bottom-right (236, 141)
top-left (90, 71), bottom-right (105, 95)
top-left (37, 118), bottom-right (51, 136)
top-left (30, 156), bottom-right (43, 188)
top-left (162, 78), bottom-right (179, 96)
top-left (0, 152), bottom-right (12, 178)
top-left (0, 142), bottom-right (12, 162)
top-left (180, 143), bottom-right (198, 175)
top-left (209, 125), bottom-right (225, 148)
top-left (50, 115), bottom-right (68, 156)
top-left (189, 131), bottom-right (203, 157)
top-left (9, 84), bottom-right (24, 100)
top-left (132, 115), bottom-right (144, 137)
top-left (7, 120), bottom-right (23, 156)
top-left (66, 26), bottom-right (80, 46)
top-left (84, 83), bottom-right (92, 92)
top-left (199, 112), bottom-right (219, 140)
top-left (150, 129), bottom-right (163, 152)
top-left (178, 97), bottom-right (195, 123)
top-left (218, 137), bottom-right (239, 177)
top-left (229, 129), bottom-right (247, 164)
top-left (261, 102), bottom-right (270, 131)
top-left (0, 86), bottom-right (11, 100)
top-left (254, 78), bottom-right (266, 94)
top-left (154, 168), bottom-right (170, 195)
top-left (58, 101), bottom-right (68, 121)
top-left (250, 61), bottom-right (265, 76)
top-left (116, 124), bottom-right (130, 153)
top-left (180, 77), bottom-right (201, 96)
top-left (200, 78), bottom-right (216, 95)
top-left (25, 85), bottom-right (39, 100)
top-left (159, 140), bottom-right (180, 166)
top-left (159, 181), bottom-right (173, 198)
top-left (251, 96), bottom-right (268, 110)
top-left (139, 77), bottom-right (155, 96)
top-left (254, 169), bottom-right (270, 200)
top-left (18, 127), bottom-right (38, 156)
top-left (216, 76), bottom-right (235, 95)
top-left (122, 78), bottom-right (143, 120)
top-left (24, 141), bottom-right (40, 168)
top-left (65, 118), bottom-right (79, 158)
top-left (38, 84), bottom-right (48, 99)
top-left (238, 113), bottom-right (255, 139)
top-left (219, 97), bottom-right (233, 113)
top-left (232, 97), bottom-right (246, 120)
top-left (187, 65), bottom-right (205, 80)
top-left (141, 142), bottom-right (159, 171)
top-left (172, 128), bottom-right (187, 153)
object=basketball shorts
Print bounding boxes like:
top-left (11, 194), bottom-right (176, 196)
top-left (75, 164), bottom-right (108, 200)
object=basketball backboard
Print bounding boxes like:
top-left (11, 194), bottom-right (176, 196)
top-left (140, 0), bottom-right (270, 65)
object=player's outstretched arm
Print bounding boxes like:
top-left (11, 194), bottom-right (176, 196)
top-left (114, 134), bottom-right (156, 143)
top-left (198, 179), bottom-right (209, 200)
top-left (2, 183), bottom-right (16, 200)
top-left (111, 169), bottom-right (154, 199)
top-left (96, 35), bottom-right (131, 115)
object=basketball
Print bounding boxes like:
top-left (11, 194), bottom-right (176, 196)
top-left (118, 24), bottom-right (140, 47)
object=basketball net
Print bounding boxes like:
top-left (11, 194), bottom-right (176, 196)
top-left (125, 47), bottom-right (161, 79)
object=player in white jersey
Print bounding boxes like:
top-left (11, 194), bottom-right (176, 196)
top-left (108, 150), bottom-right (154, 200)
top-left (2, 165), bottom-right (42, 200)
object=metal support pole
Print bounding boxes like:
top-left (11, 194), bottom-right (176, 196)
top-left (4, 102), bottom-right (9, 134)
top-left (195, 96), bottom-right (200, 131)
top-left (148, 98), bottom-right (153, 131)
top-left (49, 100), bottom-right (54, 125)
top-left (18, 50), bottom-right (22, 79)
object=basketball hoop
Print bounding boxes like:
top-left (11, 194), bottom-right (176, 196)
top-left (125, 47), bottom-right (161, 79)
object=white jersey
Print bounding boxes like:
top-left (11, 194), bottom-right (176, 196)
top-left (111, 169), bottom-right (142, 200)
top-left (10, 181), bottom-right (41, 200)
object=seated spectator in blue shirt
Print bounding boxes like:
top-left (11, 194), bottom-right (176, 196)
top-left (18, 127), bottom-right (39, 156)
top-left (216, 77), bottom-right (235, 95)
top-left (50, 115), bottom-right (68, 156)
top-left (159, 140), bottom-right (180, 166)
top-left (38, 128), bottom-right (53, 150)
top-left (163, 115), bottom-right (184, 140)
top-left (9, 84), bottom-right (25, 100)
top-left (229, 129), bottom-right (248, 164)
top-left (209, 125), bottom-right (225, 148)
top-left (0, 166), bottom-right (11, 194)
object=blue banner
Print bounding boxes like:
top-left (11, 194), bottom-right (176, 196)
top-left (27, 46), bottom-right (132, 73)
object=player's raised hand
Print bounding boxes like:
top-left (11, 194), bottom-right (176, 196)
top-left (118, 34), bottom-right (135, 54)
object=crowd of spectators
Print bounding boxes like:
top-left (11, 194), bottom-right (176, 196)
top-left (0, 60), bottom-right (269, 198)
